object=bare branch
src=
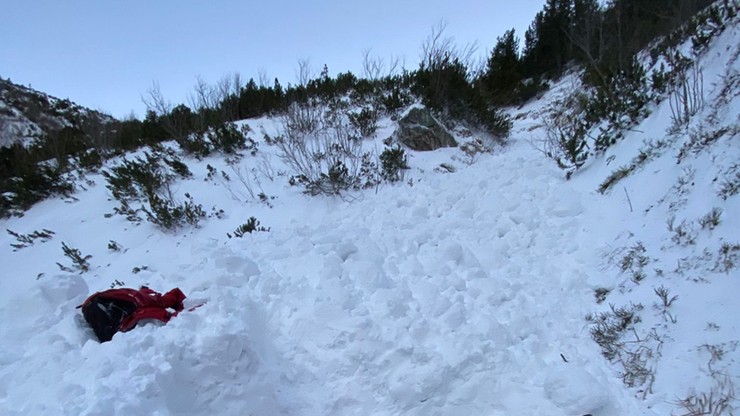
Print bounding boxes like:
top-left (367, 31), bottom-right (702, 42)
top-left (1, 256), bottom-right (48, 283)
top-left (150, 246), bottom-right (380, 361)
top-left (142, 81), bottom-right (192, 143)
top-left (257, 68), bottom-right (269, 88)
top-left (362, 49), bottom-right (384, 80)
top-left (420, 20), bottom-right (452, 70)
top-left (188, 76), bottom-right (216, 113)
top-left (142, 81), bottom-right (172, 116)
top-left (296, 58), bottom-right (313, 87)
top-left (388, 55), bottom-right (401, 77)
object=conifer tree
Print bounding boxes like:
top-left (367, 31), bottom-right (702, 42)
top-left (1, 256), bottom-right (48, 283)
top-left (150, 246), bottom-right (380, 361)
top-left (482, 29), bottom-right (522, 104)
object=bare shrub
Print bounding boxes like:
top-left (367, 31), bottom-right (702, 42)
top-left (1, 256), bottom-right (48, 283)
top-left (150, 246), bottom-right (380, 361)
top-left (188, 73), bottom-right (243, 127)
top-left (587, 303), bottom-right (664, 399)
top-left (675, 347), bottom-right (737, 416)
top-left (676, 380), bottom-right (736, 416)
top-left (677, 123), bottom-right (733, 163)
top-left (188, 75), bottom-right (219, 131)
top-left (653, 285), bottom-right (678, 324)
top-left (220, 157), bottom-right (268, 203)
top-left (717, 164), bottom-right (740, 200)
top-left (418, 20), bottom-right (478, 102)
top-left (538, 92), bottom-right (591, 179)
top-left (698, 207), bottom-right (723, 230)
top-left (457, 138), bottom-right (492, 165)
top-left (587, 303), bottom-right (643, 361)
top-left (714, 242), bottom-right (740, 274)
top-left (142, 83), bottom-right (194, 145)
top-left (669, 58), bottom-right (705, 131)
top-left (667, 216), bottom-right (698, 246)
top-left (618, 242), bottom-right (651, 284)
top-left (295, 58), bottom-right (314, 87)
top-left (215, 72), bottom-right (243, 122)
top-left (283, 102), bottom-right (323, 136)
top-left (598, 138), bottom-right (670, 193)
top-left (361, 49), bottom-right (401, 81)
top-left (275, 104), bottom-right (380, 196)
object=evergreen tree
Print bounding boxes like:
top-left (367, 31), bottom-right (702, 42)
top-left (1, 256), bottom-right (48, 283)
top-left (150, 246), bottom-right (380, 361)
top-left (271, 78), bottom-right (286, 112)
top-left (522, 11), bottom-right (545, 78)
top-left (521, 0), bottom-right (574, 79)
top-left (239, 79), bottom-right (260, 118)
top-left (482, 29), bottom-right (522, 104)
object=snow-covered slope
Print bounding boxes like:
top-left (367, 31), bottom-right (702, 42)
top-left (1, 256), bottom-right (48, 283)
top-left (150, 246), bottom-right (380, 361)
top-left (0, 10), bottom-right (738, 416)
top-left (0, 120), bottom-right (651, 415)
top-left (566, 14), bottom-right (740, 413)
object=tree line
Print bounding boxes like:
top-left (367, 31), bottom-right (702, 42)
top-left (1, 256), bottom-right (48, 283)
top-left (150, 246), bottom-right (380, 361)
top-left (483, 0), bottom-right (716, 104)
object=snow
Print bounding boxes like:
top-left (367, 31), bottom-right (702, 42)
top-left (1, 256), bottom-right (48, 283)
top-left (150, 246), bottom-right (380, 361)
top-left (0, 134), bottom-right (651, 415)
top-left (1, 11), bottom-right (739, 416)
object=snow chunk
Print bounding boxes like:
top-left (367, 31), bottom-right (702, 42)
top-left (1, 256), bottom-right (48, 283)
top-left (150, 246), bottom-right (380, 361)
top-left (38, 274), bottom-right (89, 308)
top-left (544, 366), bottom-right (610, 415)
top-left (547, 192), bottom-right (584, 218)
top-left (215, 255), bottom-right (260, 277)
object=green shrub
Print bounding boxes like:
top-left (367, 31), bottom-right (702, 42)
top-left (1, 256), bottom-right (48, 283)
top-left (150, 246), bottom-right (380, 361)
top-left (74, 148), bottom-right (104, 172)
top-left (650, 64), bottom-right (670, 95)
top-left (179, 131), bottom-right (213, 158)
top-left (6, 228), bottom-right (55, 251)
top-left (0, 144), bottom-right (74, 218)
top-left (228, 217), bottom-right (270, 238)
top-left (57, 242), bottom-right (92, 273)
top-left (380, 146), bottom-right (409, 182)
top-left (102, 149), bottom-right (204, 230)
top-left (515, 78), bottom-right (548, 103)
top-left (379, 87), bottom-right (413, 118)
top-left (143, 193), bottom-right (205, 230)
top-left (207, 122), bottom-right (255, 154)
top-left (303, 155), bottom-right (380, 196)
top-left (107, 240), bottom-right (122, 252)
top-left (348, 107), bottom-right (379, 138)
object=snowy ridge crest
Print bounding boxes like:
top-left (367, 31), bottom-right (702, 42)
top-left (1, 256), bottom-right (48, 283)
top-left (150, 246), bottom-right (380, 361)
top-left (0, 78), bottom-right (112, 147)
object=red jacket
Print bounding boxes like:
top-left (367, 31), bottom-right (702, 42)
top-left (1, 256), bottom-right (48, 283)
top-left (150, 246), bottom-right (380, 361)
top-left (80, 286), bottom-right (186, 332)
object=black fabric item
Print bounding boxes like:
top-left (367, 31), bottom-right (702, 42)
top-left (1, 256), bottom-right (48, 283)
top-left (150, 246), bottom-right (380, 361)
top-left (81, 297), bottom-right (137, 342)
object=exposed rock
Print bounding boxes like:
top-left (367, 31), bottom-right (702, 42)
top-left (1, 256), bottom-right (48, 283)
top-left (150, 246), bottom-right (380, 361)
top-left (394, 107), bottom-right (457, 151)
top-left (0, 78), bottom-right (113, 148)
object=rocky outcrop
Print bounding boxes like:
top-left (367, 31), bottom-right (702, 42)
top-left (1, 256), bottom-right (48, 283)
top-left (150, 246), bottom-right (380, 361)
top-left (393, 107), bottom-right (457, 151)
top-left (0, 78), bottom-right (113, 147)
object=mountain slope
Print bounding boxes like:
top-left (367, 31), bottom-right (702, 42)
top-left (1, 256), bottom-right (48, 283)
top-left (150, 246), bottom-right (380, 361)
top-left (0, 77), bottom-right (113, 147)
top-left (0, 6), bottom-right (738, 416)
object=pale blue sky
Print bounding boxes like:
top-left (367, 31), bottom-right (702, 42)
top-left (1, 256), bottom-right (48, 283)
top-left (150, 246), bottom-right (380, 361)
top-left (1, 1), bottom-right (545, 118)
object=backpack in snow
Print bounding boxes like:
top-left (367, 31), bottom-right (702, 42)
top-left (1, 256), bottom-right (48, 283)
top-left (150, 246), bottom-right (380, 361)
top-left (78, 286), bottom-right (186, 343)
